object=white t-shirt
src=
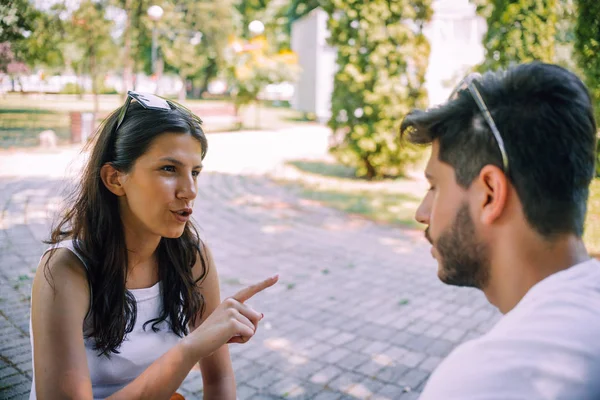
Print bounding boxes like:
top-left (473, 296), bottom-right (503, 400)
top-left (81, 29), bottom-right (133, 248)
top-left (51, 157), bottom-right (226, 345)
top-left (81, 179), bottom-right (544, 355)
top-left (420, 258), bottom-right (600, 400)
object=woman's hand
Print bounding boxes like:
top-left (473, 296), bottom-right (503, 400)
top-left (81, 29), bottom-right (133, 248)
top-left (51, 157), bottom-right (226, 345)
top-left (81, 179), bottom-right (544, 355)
top-left (184, 275), bottom-right (279, 359)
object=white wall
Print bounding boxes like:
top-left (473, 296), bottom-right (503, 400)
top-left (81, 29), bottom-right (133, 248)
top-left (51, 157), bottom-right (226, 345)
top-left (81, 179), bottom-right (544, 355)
top-left (423, 0), bottom-right (487, 106)
top-left (291, 8), bottom-right (336, 121)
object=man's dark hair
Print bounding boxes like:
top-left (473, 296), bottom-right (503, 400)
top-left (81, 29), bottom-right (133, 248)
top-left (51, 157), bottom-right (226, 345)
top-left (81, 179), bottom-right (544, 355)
top-left (400, 62), bottom-right (597, 238)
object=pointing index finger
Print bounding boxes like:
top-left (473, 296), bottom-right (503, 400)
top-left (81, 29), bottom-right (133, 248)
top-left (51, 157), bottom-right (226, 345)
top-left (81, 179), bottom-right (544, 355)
top-left (232, 275), bottom-right (279, 303)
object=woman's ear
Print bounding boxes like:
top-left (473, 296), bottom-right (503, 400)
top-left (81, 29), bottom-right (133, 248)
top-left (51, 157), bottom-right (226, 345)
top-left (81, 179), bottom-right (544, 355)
top-left (100, 163), bottom-right (126, 196)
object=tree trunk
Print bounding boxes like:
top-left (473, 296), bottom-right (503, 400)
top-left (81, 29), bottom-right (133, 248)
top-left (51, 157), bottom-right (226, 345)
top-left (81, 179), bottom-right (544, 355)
top-left (363, 155), bottom-right (376, 180)
top-left (89, 45), bottom-right (99, 116)
top-left (192, 80), bottom-right (201, 99)
top-left (77, 64), bottom-right (84, 100)
top-left (122, 0), bottom-right (133, 96)
top-left (17, 75), bottom-right (24, 93)
top-left (178, 73), bottom-right (186, 101)
top-left (199, 59), bottom-right (218, 97)
top-left (156, 55), bottom-right (164, 96)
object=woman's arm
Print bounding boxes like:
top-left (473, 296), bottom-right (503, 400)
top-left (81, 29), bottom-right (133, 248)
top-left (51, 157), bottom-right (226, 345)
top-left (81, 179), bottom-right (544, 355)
top-left (111, 265), bottom-right (276, 400)
top-left (189, 243), bottom-right (236, 399)
top-left (31, 249), bottom-right (94, 400)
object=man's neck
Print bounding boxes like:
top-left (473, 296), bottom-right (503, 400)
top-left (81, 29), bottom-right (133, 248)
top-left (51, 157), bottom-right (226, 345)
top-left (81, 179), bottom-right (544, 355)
top-left (484, 234), bottom-right (590, 314)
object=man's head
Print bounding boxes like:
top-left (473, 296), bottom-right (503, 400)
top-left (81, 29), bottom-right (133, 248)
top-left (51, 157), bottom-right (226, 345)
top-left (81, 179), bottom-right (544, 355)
top-left (400, 62), bottom-right (597, 289)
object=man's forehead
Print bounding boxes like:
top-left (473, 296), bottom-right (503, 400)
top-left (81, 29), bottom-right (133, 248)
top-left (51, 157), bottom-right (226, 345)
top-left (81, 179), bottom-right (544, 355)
top-left (424, 142), bottom-right (440, 175)
top-left (424, 140), bottom-right (455, 180)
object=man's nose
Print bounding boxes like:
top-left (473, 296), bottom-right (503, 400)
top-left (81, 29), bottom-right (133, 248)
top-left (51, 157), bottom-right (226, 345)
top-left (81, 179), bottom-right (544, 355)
top-left (415, 195), bottom-right (430, 225)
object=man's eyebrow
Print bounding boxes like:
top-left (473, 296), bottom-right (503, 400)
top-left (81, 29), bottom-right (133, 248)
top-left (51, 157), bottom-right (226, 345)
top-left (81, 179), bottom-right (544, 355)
top-left (158, 157), bottom-right (203, 169)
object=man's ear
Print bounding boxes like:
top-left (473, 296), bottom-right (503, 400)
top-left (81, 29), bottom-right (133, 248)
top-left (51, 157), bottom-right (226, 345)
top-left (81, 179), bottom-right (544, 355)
top-left (473, 164), bottom-right (509, 226)
top-left (100, 163), bottom-right (126, 197)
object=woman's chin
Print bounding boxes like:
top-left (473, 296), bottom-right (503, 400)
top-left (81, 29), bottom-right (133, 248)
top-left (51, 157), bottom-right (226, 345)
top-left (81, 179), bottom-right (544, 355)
top-left (162, 227), bottom-right (186, 239)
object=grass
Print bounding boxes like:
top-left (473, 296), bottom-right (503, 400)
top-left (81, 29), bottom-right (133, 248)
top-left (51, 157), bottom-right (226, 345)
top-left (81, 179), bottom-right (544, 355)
top-left (276, 159), bottom-right (425, 229)
top-left (280, 159), bottom-right (600, 255)
top-left (299, 187), bottom-right (422, 228)
top-left (0, 93), bottom-right (307, 148)
top-left (584, 179), bottom-right (600, 256)
top-left (0, 108), bottom-right (71, 147)
top-left (288, 160), bottom-right (357, 179)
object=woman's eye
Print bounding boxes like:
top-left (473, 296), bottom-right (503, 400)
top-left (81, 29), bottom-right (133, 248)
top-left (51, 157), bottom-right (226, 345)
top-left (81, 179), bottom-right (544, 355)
top-left (192, 170), bottom-right (200, 178)
top-left (162, 166), bottom-right (176, 173)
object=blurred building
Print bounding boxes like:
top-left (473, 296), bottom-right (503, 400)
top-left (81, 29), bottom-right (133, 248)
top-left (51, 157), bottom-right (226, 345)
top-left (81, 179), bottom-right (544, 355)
top-left (423, 0), bottom-right (487, 106)
top-left (290, 0), bottom-right (486, 119)
top-left (291, 8), bottom-right (336, 122)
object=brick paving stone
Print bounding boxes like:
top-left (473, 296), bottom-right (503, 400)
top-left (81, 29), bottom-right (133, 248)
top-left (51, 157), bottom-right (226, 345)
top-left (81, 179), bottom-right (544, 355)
top-left (322, 347), bottom-right (353, 364)
top-left (3, 382), bottom-right (31, 399)
top-left (425, 338), bottom-right (455, 357)
top-left (338, 352), bottom-right (371, 371)
top-left (327, 371), bottom-right (367, 393)
top-left (309, 365), bottom-right (343, 385)
top-left (399, 368), bottom-right (430, 389)
top-left (236, 383), bottom-right (259, 400)
top-left (343, 337), bottom-right (372, 353)
top-left (373, 383), bottom-right (408, 399)
top-left (442, 327), bottom-right (467, 343)
top-left (360, 340), bottom-right (390, 356)
top-left (246, 369), bottom-right (285, 390)
top-left (399, 351), bottom-right (427, 369)
top-left (311, 390), bottom-right (341, 400)
top-left (404, 335), bottom-right (435, 353)
top-left (376, 365), bottom-right (411, 384)
top-left (418, 355), bottom-right (444, 373)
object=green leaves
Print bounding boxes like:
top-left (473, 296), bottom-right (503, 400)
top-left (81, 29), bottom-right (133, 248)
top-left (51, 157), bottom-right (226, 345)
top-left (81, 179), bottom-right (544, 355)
top-left (479, 0), bottom-right (557, 70)
top-left (574, 0), bottom-right (600, 175)
top-left (323, 0), bottom-right (431, 179)
top-left (157, 0), bottom-right (237, 98)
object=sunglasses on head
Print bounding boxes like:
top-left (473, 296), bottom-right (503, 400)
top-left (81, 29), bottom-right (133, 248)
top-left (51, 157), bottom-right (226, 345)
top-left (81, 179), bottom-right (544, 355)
top-left (449, 73), bottom-right (509, 173)
top-left (113, 91), bottom-right (173, 134)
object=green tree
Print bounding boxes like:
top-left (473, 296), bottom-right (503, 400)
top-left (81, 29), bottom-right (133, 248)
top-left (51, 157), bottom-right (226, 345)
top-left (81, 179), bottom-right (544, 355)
top-left (322, 0), bottom-right (432, 179)
top-left (0, 0), bottom-right (36, 43)
top-left (156, 0), bottom-right (236, 100)
top-left (235, 0), bottom-right (269, 39)
top-left (574, 0), bottom-right (600, 176)
top-left (1, 1), bottom-right (65, 90)
top-left (0, 42), bottom-right (28, 91)
top-left (476, 0), bottom-right (557, 70)
top-left (69, 1), bottom-right (117, 113)
top-left (225, 37), bottom-right (299, 126)
top-left (554, 0), bottom-right (580, 72)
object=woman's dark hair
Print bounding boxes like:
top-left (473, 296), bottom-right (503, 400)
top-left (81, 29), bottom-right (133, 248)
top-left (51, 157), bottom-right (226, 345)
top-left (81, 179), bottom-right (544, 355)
top-left (46, 100), bottom-right (209, 356)
top-left (400, 62), bottom-right (597, 238)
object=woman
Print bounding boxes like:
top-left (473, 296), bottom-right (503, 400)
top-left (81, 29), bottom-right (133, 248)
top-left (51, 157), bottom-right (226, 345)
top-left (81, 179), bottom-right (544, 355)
top-left (29, 92), bottom-right (278, 399)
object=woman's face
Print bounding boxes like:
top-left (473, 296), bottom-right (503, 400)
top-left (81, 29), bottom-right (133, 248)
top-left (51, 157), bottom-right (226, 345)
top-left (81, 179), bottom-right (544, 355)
top-left (118, 132), bottom-right (204, 239)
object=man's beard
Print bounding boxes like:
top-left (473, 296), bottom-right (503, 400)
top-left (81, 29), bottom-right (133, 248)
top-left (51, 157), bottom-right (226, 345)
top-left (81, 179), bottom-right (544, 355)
top-left (426, 203), bottom-right (490, 289)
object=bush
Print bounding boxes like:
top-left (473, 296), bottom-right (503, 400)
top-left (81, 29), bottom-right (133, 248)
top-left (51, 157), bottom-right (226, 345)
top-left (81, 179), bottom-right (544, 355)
top-left (99, 84), bottom-right (117, 95)
top-left (60, 82), bottom-right (84, 94)
top-left (574, 0), bottom-right (600, 176)
top-left (323, 0), bottom-right (432, 180)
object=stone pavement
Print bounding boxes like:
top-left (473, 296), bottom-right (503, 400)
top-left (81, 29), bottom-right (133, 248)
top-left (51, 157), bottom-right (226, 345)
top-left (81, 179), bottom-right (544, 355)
top-left (0, 126), bottom-right (501, 399)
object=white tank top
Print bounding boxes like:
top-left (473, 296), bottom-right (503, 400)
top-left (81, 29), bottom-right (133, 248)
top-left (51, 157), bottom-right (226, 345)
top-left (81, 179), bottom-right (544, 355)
top-left (29, 241), bottom-right (182, 399)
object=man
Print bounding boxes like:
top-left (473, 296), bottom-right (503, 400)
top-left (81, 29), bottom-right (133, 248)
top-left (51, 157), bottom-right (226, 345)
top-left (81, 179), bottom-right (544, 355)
top-left (400, 62), bottom-right (600, 399)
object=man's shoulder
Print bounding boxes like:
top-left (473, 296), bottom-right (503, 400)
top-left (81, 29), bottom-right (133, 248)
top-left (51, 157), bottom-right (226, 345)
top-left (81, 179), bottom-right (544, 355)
top-left (495, 258), bottom-right (600, 339)
top-left (420, 327), bottom-right (600, 399)
top-left (420, 259), bottom-right (600, 399)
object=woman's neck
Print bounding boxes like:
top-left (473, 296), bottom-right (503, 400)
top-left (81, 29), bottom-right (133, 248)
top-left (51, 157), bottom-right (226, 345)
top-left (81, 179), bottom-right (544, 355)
top-left (122, 226), bottom-right (162, 289)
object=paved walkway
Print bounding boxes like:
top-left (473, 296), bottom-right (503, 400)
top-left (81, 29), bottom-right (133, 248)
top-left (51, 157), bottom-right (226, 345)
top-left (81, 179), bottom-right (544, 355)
top-left (0, 126), bottom-right (500, 399)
